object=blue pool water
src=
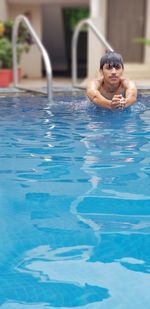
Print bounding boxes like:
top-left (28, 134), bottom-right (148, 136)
top-left (0, 92), bottom-right (150, 308)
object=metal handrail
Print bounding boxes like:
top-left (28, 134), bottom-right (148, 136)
top-left (12, 15), bottom-right (52, 100)
top-left (72, 18), bottom-right (114, 88)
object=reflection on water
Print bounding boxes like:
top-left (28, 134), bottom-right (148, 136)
top-left (0, 94), bottom-right (150, 308)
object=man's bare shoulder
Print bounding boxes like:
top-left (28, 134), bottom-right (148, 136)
top-left (120, 77), bottom-right (137, 90)
top-left (120, 77), bottom-right (137, 103)
top-left (87, 77), bottom-right (104, 90)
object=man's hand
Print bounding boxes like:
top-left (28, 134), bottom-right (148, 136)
top-left (111, 94), bottom-right (126, 110)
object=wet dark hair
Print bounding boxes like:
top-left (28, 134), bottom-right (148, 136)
top-left (100, 51), bottom-right (124, 69)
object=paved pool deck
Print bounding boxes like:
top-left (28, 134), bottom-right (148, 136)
top-left (0, 76), bottom-right (150, 96)
top-left (19, 76), bottom-right (150, 90)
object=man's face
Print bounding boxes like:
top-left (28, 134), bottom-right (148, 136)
top-left (101, 62), bottom-right (123, 84)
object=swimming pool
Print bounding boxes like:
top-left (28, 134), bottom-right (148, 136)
top-left (0, 91), bottom-right (150, 308)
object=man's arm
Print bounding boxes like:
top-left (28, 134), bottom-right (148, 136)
top-left (122, 80), bottom-right (137, 108)
top-left (87, 79), bottom-right (112, 109)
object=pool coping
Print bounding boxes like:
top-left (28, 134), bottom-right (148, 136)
top-left (0, 85), bottom-right (150, 97)
top-left (0, 86), bottom-right (86, 97)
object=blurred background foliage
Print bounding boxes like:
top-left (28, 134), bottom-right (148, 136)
top-left (63, 8), bottom-right (89, 31)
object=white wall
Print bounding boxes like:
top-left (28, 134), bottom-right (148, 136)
top-left (144, 0), bottom-right (150, 63)
top-left (9, 4), bottom-right (42, 78)
top-left (88, 0), bottom-right (107, 78)
top-left (0, 0), bottom-right (8, 20)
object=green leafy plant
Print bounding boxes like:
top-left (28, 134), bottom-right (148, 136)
top-left (64, 8), bottom-right (89, 31)
top-left (133, 37), bottom-right (150, 46)
top-left (0, 19), bottom-right (31, 69)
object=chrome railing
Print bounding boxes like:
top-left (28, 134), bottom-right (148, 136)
top-left (72, 18), bottom-right (114, 88)
top-left (12, 15), bottom-right (52, 100)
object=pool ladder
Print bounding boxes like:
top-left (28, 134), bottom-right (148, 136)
top-left (12, 15), bottom-right (52, 100)
top-left (72, 18), bottom-right (114, 88)
top-left (12, 15), bottom-right (113, 97)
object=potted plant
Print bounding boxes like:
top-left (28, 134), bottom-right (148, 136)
top-left (0, 19), bottom-right (31, 87)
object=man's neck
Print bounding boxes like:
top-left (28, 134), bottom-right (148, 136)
top-left (103, 81), bottom-right (121, 93)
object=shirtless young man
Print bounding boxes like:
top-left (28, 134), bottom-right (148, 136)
top-left (87, 51), bottom-right (137, 110)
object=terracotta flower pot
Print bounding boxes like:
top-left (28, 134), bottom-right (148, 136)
top-left (0, 69), bottom-right (11, 87)
top-left (9, 67), bottom-right (22, 83)
top-left (0, 67), bottom-right (22, 88)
